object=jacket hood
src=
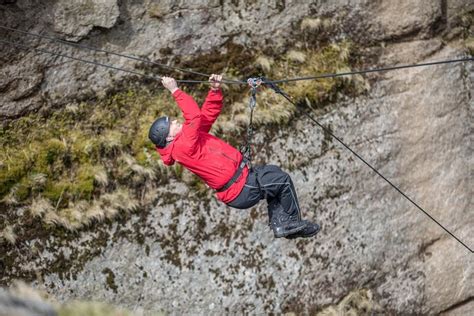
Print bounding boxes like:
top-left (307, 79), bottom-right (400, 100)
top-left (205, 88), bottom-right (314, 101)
top-left (156, 140), bottom-right (175, 166)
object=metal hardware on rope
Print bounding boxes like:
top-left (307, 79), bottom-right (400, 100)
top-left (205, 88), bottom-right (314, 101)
top-left (247, 77), bottom-right (262, 109)
top-left (241, 78), bottom-right (263, 167)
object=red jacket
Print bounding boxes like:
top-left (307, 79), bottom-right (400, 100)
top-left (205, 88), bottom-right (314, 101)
top-left (156, 89), bottom-right (248, 203)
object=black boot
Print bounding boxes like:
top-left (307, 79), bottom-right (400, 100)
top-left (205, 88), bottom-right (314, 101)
top-left (268, 201), bottom-right (307, 238)
top-left (285, 221), bottom-right (320, 239)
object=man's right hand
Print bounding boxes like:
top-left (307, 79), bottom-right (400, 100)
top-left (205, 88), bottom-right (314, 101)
top-left (161, 76), bottom-right (178, 94)
top-left (209, 74), bottom-right (222, 91)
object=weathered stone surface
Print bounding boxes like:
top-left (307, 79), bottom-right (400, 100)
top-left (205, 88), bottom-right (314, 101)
top-left (15, 44), bottom-right (468, 315)
top-left (442, 300), bottom-right (474, 316)
top-left (423, 237), bottom-right (473, 314)
top-left (447, 0), bottom-right (474, 26)
top-left (1, 0), bottom-right (473, 314)
top-left (0, 287), bottom-right (56, 316)
top-left (0, 62), bottom-right (44, 117)
top-left (380, 39), bottom-right (444, 65)
top-left (368, 0), bottom-right (442, 40)
top-left (52, 0), bottom-right (120, 41)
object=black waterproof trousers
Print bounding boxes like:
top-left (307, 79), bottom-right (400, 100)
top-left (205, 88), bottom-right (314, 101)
top-left (226, 165), bottom-right (301, 218)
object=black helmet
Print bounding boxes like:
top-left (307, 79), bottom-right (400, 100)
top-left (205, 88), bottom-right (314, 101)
top-left (148, 116), bottom-right (170, 148)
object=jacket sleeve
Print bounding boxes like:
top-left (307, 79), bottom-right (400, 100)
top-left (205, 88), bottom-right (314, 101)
top-left (199, 89), bottom-right (223, 133)
top-left (172, 89), bottom-right (201, 152)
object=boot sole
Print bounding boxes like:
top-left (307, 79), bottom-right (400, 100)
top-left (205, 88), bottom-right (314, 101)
top-left (273, 224), bottom-right (307, 238)
top-left (286, 225), bottom-right (321, 239)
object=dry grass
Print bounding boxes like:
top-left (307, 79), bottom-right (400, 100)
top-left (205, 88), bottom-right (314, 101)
top-left (122, 154), bottom-right (157, 180)
top-left (93, 165), bottom-right (109, 187)
top-left (148, 4), bottom-right (165, 19)
top-left (2, 185), bottom-right (20, 205)
top-left (316, 289), bottom-right (379, 316)
top-left (286, 50), bottom-right (307, 63)
top-left (39, 188), bottom-right (140, 231)
top-left (255, 55), bottom-right (274, 72)
top-left (300, 17), bottom-right (332, 32)
top-left (465, 36), bottom-right (474, 54)
top-left (43, 210), bottom-right (69, 229)
top-left (101, 188), bottom-right (139, 213)
top-left (1, 225), bottom-right (17, 245)
top-left (29, 197), bottom-right (54, 218)
top-left (249, 40), bottom-right (365, 116)
top-left (301, 18), bottom-right (323, 31)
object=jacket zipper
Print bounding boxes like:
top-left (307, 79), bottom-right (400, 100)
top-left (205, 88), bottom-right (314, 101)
top-left (209, 147), bottom-right (238, 164)
top-left (221, 152), bottom-right (238, 163)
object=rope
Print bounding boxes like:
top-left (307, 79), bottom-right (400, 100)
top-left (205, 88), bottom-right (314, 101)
top-left (263, 80), bottom-right (473, 253)
top-left (0, 39), bottom-right (208, 84)
top-left (241, 78), bottom-right (262, 167)
top-left (266, 57), bottom-right (474, 84)
top-left (0, 25), bottom-right (245, 85)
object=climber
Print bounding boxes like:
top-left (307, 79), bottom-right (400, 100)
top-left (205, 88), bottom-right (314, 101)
top-left (148, 74), bottom-right (320, 239)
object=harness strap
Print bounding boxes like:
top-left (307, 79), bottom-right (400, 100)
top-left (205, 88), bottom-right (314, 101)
top-left (216, 158), bottom-right (249, 192)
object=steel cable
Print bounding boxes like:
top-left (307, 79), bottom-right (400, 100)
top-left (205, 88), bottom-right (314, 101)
top-left (0, 25), bottom-right (245, 84)
top-left (266, 57), bottom-right (474, 83)
top-left (0, 39), bottom-right (210, 84)
top-left (264, 82), bottom-right (473, 253)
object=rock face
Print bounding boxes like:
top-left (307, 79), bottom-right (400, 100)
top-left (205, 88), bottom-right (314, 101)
top-left (0, 286), bottom-right (56, 316)
top-left (1, 0), bottom-right (473, 315)
top-left (53, 0), bottom-right (120, 42)
top-left (31, 44), bottom-right (472, 315)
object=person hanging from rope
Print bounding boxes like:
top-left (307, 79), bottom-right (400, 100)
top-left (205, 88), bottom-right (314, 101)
top-left (148, 74), bottom-right (320, 239)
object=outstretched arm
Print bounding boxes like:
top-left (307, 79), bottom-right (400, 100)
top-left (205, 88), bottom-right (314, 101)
top-left (162, 77), bottom-right (201, 152)
top-left (200, 74), bottom-right (223, 133)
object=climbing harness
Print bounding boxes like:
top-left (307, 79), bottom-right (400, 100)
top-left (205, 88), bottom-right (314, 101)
top-left (1, 24), bottom-right (473, 252)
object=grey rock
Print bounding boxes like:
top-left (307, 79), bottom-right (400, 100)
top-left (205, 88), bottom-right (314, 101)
top-left (441, 299), bottom-right (474, 316)
top-left (0, 62), bottom-right (44, 117)
top-left (52, 0), bottom-right (120, 42)
top-left (0, 288), bottom-right (56, 316)
top-left (446, 0), bottom-right (474, 28)
top-left (368, 0), bottom-right (442, 40)
top-left (1, 1), bottom-right (473, 314)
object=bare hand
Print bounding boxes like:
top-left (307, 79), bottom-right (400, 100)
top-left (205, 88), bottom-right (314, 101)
top-left (161, 76), bottom-right (178, 93)
top-left (209, 74), bottom-right (222, 91)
